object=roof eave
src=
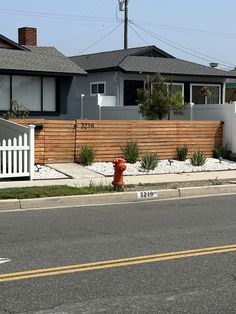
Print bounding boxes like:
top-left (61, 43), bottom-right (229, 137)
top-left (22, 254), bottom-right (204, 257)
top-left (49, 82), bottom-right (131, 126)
top-left (119, 69), bottom-right (230, 78)
top-left (0, 69), bottom-right (87, 76)
top-left (0, 34), bottom-right (29, 51)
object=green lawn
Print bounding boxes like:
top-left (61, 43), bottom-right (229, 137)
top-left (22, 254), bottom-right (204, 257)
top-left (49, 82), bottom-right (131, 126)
top-left (0, 185), bottom-right (114, 200)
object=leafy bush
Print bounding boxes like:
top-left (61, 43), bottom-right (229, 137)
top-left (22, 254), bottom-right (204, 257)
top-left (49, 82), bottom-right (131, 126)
top-left (3, 99), bottom-right (29, 119)
top-left (212, 144), bottom-right (231, 159)
top-left (190, 149), bottom-right (207, 166)
top-left (122, 140), bottom-right (140, 164)
top-left (140, 152), bottom-right (159, 170)
top-left (176, 145), bottom-right (188, 161)
top-left (78, 145), bottom-right (96, 166)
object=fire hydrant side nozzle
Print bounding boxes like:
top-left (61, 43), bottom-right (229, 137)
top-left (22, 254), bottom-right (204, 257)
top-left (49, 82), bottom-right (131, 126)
top-left (112, 158), bottom-right (126, 191)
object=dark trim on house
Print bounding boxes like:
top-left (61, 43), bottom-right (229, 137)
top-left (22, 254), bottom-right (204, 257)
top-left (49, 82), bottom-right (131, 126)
top-left (0, 34), bottom-right (30, 51)
top-left (0, 69), bottom-right (86, 77)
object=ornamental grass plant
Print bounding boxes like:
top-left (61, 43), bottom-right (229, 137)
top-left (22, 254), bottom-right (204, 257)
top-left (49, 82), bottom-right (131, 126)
top-left (121, 140), bottom-right (140, 164)
top-left (78, 145), bottom-right (96, 166)
top-left (190, 149), bottom-right (207, 166)
top-left (176, 145), bottom-right (189, 161)
top-left (212, 144), bottom-right (231, 159)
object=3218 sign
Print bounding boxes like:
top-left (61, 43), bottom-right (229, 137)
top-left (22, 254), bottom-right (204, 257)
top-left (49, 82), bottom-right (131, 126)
top-left (81, 123), bottom-right (95, 129)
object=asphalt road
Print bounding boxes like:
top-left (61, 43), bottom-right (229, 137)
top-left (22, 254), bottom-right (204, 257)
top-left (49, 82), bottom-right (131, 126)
top-left (0, 195), bottom-right (236, 313)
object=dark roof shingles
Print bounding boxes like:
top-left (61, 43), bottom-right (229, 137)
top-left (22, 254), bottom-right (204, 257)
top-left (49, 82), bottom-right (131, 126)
top-left (0, 46), bottom-right (86, 75)
top-left (119, 56), bottom-right (229, 76)
top-left (70, 45), bottom-right (173, 71)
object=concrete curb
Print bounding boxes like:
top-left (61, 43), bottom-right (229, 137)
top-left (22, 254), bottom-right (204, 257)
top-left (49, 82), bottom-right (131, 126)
top-left (178, 184), bottom-right (236, 197)
top-left (0, 185), bottom-right (236, 211)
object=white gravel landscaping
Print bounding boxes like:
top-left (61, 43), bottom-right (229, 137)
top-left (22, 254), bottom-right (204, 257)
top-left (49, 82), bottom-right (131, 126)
top-left (86, 158), bottom-right (236, 176)
top-left (32, 158), bottom-right (236, 180)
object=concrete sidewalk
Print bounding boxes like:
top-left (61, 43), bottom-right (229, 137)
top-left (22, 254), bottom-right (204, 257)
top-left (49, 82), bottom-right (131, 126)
top-left (1, 163), bottom-right (236, 189)
top-left (1, 163), bottom-right (236, 211)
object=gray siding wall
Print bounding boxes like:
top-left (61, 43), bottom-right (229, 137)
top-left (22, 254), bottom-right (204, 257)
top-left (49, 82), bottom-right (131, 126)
top-left (25, 73), bottom-right (226, 120)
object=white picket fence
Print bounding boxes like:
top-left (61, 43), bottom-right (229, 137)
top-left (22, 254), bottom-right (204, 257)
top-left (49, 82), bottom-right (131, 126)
top-left (0, 121), bottom-right (35, 180)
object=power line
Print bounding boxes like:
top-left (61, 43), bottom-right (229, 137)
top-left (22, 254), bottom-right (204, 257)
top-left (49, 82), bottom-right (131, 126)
top-left (130, 21), bottom-right (235, 68)
top-left (129, 23), bottom-right (150, 46)
top-left (82, 0), bottom-right (115, 17)
top-left (77, 22), bottom-right (122, 55)
top-left (42, 0), bottom-right (115, 33)
top-left (55, 24), bottom-right (118, 46)
top-left (0, 7), bottom-right (115, 23)
top-left (132, 19), bottom-right (236, 39)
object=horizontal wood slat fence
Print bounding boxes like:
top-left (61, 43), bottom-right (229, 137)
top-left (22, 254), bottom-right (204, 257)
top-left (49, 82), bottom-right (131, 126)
top-left (13, 119), bottom-right (223, 164)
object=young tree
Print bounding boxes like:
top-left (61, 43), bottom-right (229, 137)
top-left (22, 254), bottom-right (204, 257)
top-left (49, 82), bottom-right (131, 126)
top-left (137, 74), bottom-right (184, 120)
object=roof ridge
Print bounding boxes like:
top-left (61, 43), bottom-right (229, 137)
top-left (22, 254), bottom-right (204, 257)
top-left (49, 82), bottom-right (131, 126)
top-left (70, 45), bottom-right (152, 58)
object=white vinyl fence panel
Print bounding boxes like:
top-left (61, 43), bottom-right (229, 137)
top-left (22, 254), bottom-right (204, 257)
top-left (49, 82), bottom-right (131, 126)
top-left (0, 120), bottom-right (35, 180)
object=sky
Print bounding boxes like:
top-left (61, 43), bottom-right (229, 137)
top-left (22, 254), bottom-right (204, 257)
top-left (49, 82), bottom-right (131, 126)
top-left (1, 0), bottom-right (236, 70)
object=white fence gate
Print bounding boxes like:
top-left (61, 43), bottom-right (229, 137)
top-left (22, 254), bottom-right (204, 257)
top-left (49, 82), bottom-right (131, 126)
top-left (0, 119), bottom-right (35, 180)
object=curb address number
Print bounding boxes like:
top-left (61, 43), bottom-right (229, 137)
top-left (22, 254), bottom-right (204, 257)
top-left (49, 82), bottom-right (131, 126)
top-left (137, 190), bottom-right (158, 199)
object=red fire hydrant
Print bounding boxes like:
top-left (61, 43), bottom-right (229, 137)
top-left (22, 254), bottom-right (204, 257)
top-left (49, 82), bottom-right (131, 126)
top-left (112, 158), bottom-right (126, 191)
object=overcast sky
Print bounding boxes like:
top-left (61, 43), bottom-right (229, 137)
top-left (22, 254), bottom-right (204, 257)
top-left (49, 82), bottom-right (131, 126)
top-left (1, 0), bottom-right (236, 70)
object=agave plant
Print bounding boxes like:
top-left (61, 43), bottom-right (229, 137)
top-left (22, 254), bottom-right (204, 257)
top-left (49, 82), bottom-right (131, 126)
top-left (140, 152), bottom-right (159, 170)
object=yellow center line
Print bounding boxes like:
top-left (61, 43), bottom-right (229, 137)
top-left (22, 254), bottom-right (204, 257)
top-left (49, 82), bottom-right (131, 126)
top-left (0, 244), bottom-right (236, 283)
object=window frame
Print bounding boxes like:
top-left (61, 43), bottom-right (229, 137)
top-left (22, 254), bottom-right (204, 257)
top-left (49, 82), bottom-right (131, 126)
top-left (164, 82), bottom-right (184, 101)
top-left (0, 74), bottom-right (57, 113)
top-left (90, 81), bottom-right (106, 96)
top-left (190, 83), bottom-right (221, 105)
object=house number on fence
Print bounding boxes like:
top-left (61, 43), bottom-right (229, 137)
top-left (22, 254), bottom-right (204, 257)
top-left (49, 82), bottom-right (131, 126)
top-left (81, 123), bottom-right (95, 129)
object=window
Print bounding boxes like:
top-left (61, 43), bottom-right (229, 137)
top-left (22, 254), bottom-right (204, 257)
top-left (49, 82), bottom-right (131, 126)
top-left (90, 82), bottom-right (106, 95)
top-left (43, 77), bottom-right (56, 112)
top-left (0, 75), bottom-right (10, 110)
top-left (191, 84), bottom-right (221, 104)
top-left (0, 75), bottom-right (56, 112)
top-left (12, 76), bottom-right (41, 111)
top-left (164, 83), bottom-right (184, 101)
top-left (124, 80), bottom-right (144, 106)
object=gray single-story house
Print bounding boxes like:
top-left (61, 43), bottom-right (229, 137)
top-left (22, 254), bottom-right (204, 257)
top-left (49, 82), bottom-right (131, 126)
top-left (70, 46), bottom-right (236, 120)
top-left (0, 27), bottom-right (86, 119)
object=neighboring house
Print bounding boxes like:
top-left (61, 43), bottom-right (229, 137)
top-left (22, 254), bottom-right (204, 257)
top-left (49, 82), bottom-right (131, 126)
top-left (0, 27), bottom-right (86, 119)
top-left (70, 46), bottom-right (234, 119)
top-left (225, 69), bottom-right (236, 103)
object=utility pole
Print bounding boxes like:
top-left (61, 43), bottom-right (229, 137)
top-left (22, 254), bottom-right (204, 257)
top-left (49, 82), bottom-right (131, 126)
top-left (118, 0), bottom-right (128, 49)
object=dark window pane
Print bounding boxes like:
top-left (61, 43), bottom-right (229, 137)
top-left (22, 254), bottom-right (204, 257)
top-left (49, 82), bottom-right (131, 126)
top-left (91, 84), bottom-right (98, 94)
top-left (98, 83), bottom-right (105, 94)
top-left (192, 86), bottom-right (205, 104)
top-left (124, 80), bottom-right (144, 106)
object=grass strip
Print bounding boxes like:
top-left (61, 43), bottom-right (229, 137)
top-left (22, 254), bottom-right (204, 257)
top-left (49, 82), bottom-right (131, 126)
top-left (0, 185), bottom-right (114, 200)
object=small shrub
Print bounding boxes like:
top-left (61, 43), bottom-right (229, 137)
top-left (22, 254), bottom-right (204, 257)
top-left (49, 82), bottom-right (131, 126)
top-left (78, 145), bottom-right (96, 166)
top-left (3, 99), bottom-right (29, 119)
top-left (121, 140), bottom-right (140, 164)
top-left (140, 152), bottom-right (159, 170)
top-left (190, 149), bottom-right (207, 166)
top-left (176, 145), bottom-right (188, 161)
top-left (212, 144), bottom-right (231, 159)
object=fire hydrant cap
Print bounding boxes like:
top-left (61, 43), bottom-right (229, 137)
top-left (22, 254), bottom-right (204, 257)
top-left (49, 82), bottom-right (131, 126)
top-left (112, 158), bottom-right (126, 164)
